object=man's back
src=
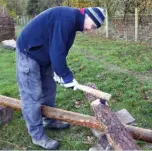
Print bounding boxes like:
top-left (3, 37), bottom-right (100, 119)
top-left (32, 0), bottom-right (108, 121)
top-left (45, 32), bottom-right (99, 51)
top-left (17, 6), bottom-right (77, 67)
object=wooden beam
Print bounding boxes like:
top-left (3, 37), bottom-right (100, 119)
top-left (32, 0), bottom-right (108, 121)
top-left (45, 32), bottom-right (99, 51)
top-left (0, 95), bottom-right (101, 129)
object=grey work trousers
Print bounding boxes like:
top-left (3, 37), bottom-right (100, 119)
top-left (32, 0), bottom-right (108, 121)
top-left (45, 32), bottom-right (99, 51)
top-left (16, 48), bottom-right (56, 140)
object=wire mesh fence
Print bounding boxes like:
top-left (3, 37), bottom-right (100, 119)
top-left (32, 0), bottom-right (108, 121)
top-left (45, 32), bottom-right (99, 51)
top-left (14, 11), bottom-right (152, 46)
top-left (94, 14), bottom-right (152, 46)
top-left (16, 16), bottom-right (32, 26)
top-left (110, 15), bottom-right (152, 42)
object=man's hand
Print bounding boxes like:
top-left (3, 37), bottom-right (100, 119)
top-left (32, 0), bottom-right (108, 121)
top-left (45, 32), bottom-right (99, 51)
top-left (53, 72), bottom-right (78, 90)
top-left (63, 79), bottom-right (78, 90)
top-left (53, 72), bottom-right (64, 85)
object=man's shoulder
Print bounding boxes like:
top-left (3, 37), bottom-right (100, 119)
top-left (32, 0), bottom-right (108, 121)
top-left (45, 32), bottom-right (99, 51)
top-left (54, 6), bottom-right (76, 18)
top-left (52, 6), bottom-right (76, 25)
top-left (53, 6), bottom-right (74, 12)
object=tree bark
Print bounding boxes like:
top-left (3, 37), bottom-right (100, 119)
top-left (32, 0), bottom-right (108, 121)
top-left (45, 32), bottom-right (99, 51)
top-left (91, 99), bottom-right (140, 150)
top-left (84, 83), bottom-right (99, 103)
top-left (41, 105), bottom-right (100, 129)
top-left (125, 124), bottom-right (152, 143)
top-left (0, 95), bottom-right (152, 143)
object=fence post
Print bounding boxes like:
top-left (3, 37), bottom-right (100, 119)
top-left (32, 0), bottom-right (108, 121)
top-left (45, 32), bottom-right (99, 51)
top-left (23, 16), bottom-right (26, 25)
top-left (21, 17), bottom-right (23, 26)
top-left (124, 30), bottom-right (128, 41)
top-left (105, 8), bottom-right (109, 38)
top-left (3, 6), bottom-right (5, 14)
top-left (17, 16), bottom-right (19, 25)
top-left (19, 17), bottom-right (21, 25)
top-left (26, 16), bottom-right (29, 24)
top-left (16, 16), bottom-right (17, 24)
top-left (135, 7), bottom-right (138, 41)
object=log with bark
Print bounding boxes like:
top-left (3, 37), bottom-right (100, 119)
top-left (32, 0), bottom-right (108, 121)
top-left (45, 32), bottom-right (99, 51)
top-left (83, 83), bottom-right (140, 149)
top-left (84, 83), bottom-right (99, 103)
top-left (0, 95), bottom-right (100, 129)
top-left (83, 83), bottom-right (152, 142)
top-left (0, 95), bottom-right (152, 143)
top-left (91, 99), bottom-right (140, 150)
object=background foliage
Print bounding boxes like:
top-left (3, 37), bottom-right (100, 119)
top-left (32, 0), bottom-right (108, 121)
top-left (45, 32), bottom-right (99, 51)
top-left (1, 0), bottom-right (151, 18)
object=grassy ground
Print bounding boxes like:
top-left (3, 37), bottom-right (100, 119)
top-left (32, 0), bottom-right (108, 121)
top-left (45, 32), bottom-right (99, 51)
top-left (0, 26), bottom-right (152, 150)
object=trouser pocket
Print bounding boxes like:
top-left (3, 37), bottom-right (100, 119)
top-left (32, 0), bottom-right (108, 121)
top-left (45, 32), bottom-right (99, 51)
top-left (16, 50), bottom-right (43, 103)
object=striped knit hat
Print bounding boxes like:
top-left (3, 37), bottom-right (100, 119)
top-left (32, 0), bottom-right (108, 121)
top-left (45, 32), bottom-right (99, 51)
top-left (85, 7), bottom-right (105, 28)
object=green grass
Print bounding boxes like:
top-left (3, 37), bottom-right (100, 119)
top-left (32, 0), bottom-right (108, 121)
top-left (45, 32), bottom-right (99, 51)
top-left (0, 26), bottom-right (152, 149)
top-left (74, 34), bottom-right (152, 72)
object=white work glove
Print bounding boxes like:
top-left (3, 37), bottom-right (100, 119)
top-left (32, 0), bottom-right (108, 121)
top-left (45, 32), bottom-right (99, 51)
top-left (63, 79), bottom-right (78, 90)
top-left (53, 72), bottom-right (64, 85)
top-left (53, 72), bottom-right (78, 90)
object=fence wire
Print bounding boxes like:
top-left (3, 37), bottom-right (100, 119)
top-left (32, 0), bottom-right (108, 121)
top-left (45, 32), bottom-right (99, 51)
top-left (15, 13), bottom-right (152, 46)
top-left (94, 14), bottom-right (152, 46)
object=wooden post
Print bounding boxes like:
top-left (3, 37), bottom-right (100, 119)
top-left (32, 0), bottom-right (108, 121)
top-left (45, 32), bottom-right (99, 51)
top-left (27, 16), bottom-right (29, 24)
top-left (19, 18), bottom-right (21, 25)
top-left (124, 29), bottom-right (128, 41)
top-left (135, 7), bottom-right (138, 41)
top-left (23, 16), bottom-right (25, 25)
top-left (21, 16), bottom-right (24, 26)
top-left (17, 16), bottom-right (19, 25)
top-left (21, 17), bottom-right (23, 26)
top-left (25, 16), bottom-right (27, 25)
top-left (105, 8), bottom-right (109, 38)
top-left (3, 6), bottom-right (5, 14)
top-left (16, 16), bottom-right (18, 25)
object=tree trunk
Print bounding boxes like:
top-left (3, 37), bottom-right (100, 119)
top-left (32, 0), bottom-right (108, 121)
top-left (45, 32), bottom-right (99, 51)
top-left (91, 99), bottom-right (140, 150)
